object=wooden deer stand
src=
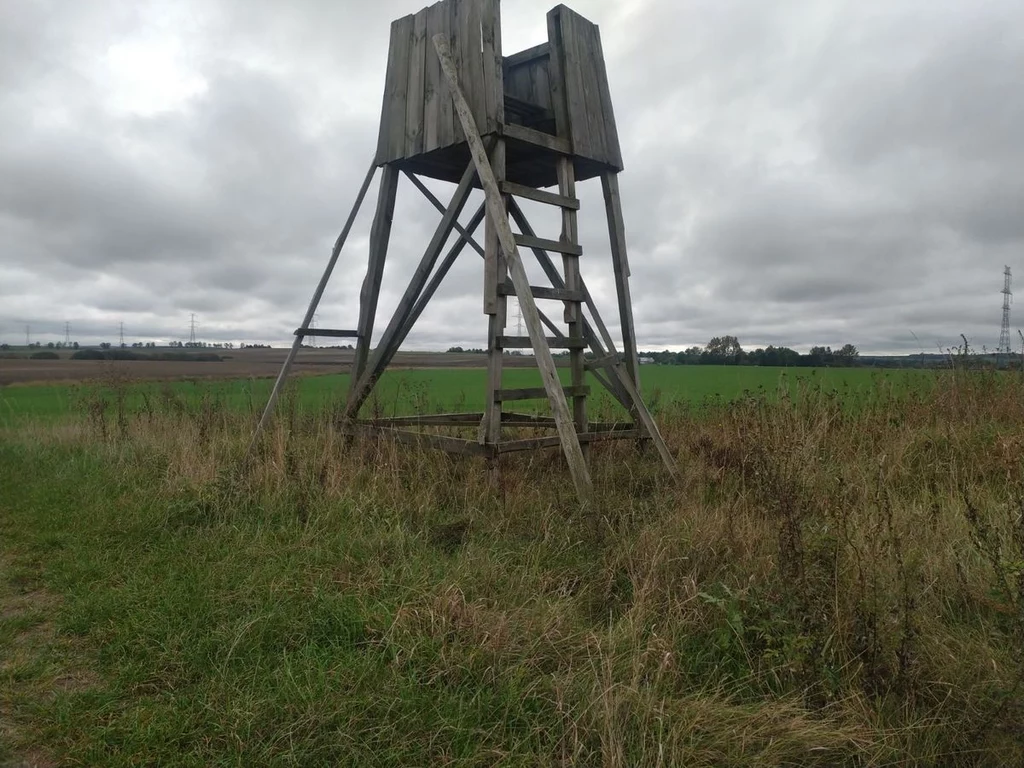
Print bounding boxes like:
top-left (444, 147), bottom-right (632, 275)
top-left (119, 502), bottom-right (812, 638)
top-left (254, 1), bottom-right (677, 503)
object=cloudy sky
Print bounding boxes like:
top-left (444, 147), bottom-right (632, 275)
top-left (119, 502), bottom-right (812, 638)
top-left (1, 0), bottom-right (1021, 353)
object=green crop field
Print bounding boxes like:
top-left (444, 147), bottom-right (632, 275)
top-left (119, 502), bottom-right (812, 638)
top-left (0, 365), bottom-right (938, 426)
top-left (3, 364), bottom-right (1023, 766)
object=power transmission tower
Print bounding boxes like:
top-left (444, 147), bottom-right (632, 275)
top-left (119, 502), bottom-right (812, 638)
top-left (64, 321), bottom-right (71, 346)
top-left (25, 325), bottom-right (30, 346)
top-left (998, 266), bottom-right (1012, 360)
top-left (188, 314), bottom-right (198, 346)
top-left (119, 321), bottom-right (125, 347)
top-left (514, 298), bottom-right (523, 336)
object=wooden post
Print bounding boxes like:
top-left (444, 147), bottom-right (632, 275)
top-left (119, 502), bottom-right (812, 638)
top-left (601, 172), bottom-right (641, 391)
top-left (350, 165), bottom-right (400, 398)
top-left (557, 156), bottom-right (587, 447)
top-left (481, 139), bottom-right (507, 448)
top-left (249, 160), bottom-right (377, 451)
top-left (433, 33), bottom-right (593, 503)
top-left (345, 160), bottom-right (479, 419)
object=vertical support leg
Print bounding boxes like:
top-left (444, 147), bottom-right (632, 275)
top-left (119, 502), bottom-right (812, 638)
top-left (480, 139), bottom-right (507, 454)
top-left (350, 165), bottom-right (400, 409)
top-left (601, 172), bottom-right (641, 392)
top-left (557, 157), bottom-right (587, 456)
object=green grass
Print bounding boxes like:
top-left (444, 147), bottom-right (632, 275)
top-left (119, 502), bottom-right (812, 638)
top-left (3, 365), bottom-right (1022, 765)
top-left (0, 364), bottom-right (937, 425)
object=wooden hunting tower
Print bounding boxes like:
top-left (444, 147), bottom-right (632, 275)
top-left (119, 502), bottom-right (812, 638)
top-left (256, 1), bottom-right (677, 501)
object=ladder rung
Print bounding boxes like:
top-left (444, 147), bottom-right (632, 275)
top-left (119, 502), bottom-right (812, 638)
top-left (499, 181), bottom-right (580, 210)
top-left (497, 282), bottom-right (584, 302)
top-left (513, 234), bottom-right (582, 256)
top-left (295, 328), bottom-right (359, 338)
top-left (494, 385), bottom-right (590, 402)
top-left (497, 336), bottom-right (587, 349)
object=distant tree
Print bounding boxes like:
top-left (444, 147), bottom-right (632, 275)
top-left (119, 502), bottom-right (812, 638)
top-left (100, 342), bottom-right (112, 350)
top-left (704, 335), bottom-right (743, 364)
top-left (447, 346), bottom-right (465, 353)
top-left (46, 341), bottom-right (55, 348)
top-left (0, 343), bottom-right (9, 350)
top-left (835, 344), bottom-right (859, 362)
top-left (72, 341), bottom-right (79, 349)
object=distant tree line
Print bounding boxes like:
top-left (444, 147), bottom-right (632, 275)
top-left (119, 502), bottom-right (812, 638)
top-left (640, 336), bottom-right (861, 367)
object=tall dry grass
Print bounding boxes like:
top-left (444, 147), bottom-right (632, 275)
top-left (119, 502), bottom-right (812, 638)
top-left (6, 368), bottom-right (1024, 765)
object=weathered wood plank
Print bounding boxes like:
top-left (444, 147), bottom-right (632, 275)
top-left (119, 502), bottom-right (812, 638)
top-left (434, 33), bottom-right (593, 502)
top-left (545, 7), bottom-right (570, 143)
top-left (588, 19), bottom-right (623, 169)
top-left (405, 9), bottom-right (427, 158)
top-left (499, 180), bottom-right (579, 209)
top-left (551, 8), bottom-right (588, 157)
top-left (558, 156), bottom-right (586, 442)
top-left (367, 412), bottom-right (483, 427)
top-left (496, 430), bottom-right (639, 454)
top-left (387, 15), bottom-right (414, 162)
top-left (513, 233), bottom-right (582, 256)
top-left (448, 0), bottom-right (464, 144)
top-left (502, 122), bottom-right (571, 154)
top-left (375, 19), bottom-right (406, 164)
top-left (601, 172), bottom-right (641, 392)
top-left (480, 0), bottom-right (503, 133)
top-left (495, 385), bottom-right (590, 402)
top-left (482, 140), bottom-right (507, 444)
top-left (350, 165), bottom-right (400, 393)
top-left (496, 336), bottom-right (587, 349)
top-left (431, 2), bottom-right (454, 149)
top-left (345, 423), bottom-right (493, 457)
top-left (422, 3), bottom-right (443, 152)
top-left (497, 282), bottom-right (584, 302)
top-left (564, 10), bottom-right (607, 164)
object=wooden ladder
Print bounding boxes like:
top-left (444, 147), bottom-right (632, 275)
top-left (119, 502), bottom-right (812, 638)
top-left (480, 157), bottom-right (588, 447)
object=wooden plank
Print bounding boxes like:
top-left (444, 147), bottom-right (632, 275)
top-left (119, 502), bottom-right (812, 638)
top-left (504, 43), bottom-right (550, 70)
top-left (387, 15), bottom-right (414, 162)
top-left (463, 0), bottom-right (485, 132)
top-left (499, 180), bottom-right (579, 209)
top-left (480, 0), bottom-right (503, 134)
top-left (562, 10), bottom-right (606, 164)
top-left (513, 233), bottom-right (582, 256)
top-left (482, 140), bottom-right (507, 444)
top-left (367, 412), bottom-right (483, 427)
top-left (496, 430), bottom-right (639, 454)
top-left (434, 33), bottom-right (593, 503)
top-left (431, 3), bottom-right (454, 149)
top-left (405, 9), bottom-right (427, 158)
top-left (251, 161), bottom-right (377, 449)
top-left (449, 0), bottom-right (464, 144)
top-left (422, 3), bottom-right (442, 152)
top-left (346, 423), bottom-right (493, 457)
top-left (294, 328), bottom-right (359, 338)
top-left (558, 156), bottom-right (586, 442)
top-left (496, 336), bottom-right (587, 349)
top-left (589, 19), bottom-right (623, 169)
top-left (551, 8), bottom-right (588, 156)
top-left (601, 172), bottom-right (641, 391)
top-left (350, 165), bottom-right (399, 393)
top-left (497, 282), bottom-right (584, 302)
top-left (545, 8), bottom-right (570, 143)
top-left (375, 20), bottom-right (405, 164)
top-left (345, 159), bottom-right (478, 418)
top-left (531, 57), bottom-right (552, 112)
top-left (495, 385), bottom-right (590, 402)
top-left (502, 122), bottom-right (571, 154)
top-left (584, 353), bottom-right (621, 370)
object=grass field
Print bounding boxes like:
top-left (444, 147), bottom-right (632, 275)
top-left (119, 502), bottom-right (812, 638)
top-left (2, 364), bottom-right (1023, 765)
top-left (0, 364), bottom-right (937, 425)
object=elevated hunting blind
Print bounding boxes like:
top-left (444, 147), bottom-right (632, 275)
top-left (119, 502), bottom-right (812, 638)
top-left (255, 0), bottom-right (677, 502)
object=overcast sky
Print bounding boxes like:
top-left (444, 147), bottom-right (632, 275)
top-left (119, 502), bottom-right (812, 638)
top-left (1, 0), bottom-right (1021, 353)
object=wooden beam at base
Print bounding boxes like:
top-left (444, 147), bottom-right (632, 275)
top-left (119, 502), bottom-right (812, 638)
top-left (496, 335), bottom-right (587, 349)
top-left (365, 412), bottom-right (483, 427)
top-left (496, 430), bottom-right (640, 454)
top-left (513, 233), bottom-right (582, 256)
top-left (499, 181), bottom-right (579, 210)
top-left (295, 328), bottom-right (359, 339)
top-left (344, 423), bottom-right (493, 457)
